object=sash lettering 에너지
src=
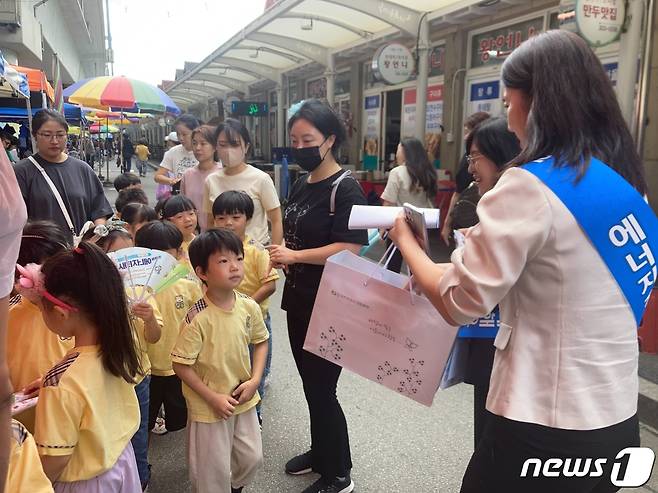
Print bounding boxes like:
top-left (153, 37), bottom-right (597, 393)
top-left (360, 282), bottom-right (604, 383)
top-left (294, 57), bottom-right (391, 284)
top-left (523, 156), bottom-right (658, 326)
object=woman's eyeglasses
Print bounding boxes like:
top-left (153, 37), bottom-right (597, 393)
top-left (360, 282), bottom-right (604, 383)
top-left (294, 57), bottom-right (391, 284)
top-left (466, 152), bottom-right (483, 166)
top-left (37, 133), bottom-right (67, 141)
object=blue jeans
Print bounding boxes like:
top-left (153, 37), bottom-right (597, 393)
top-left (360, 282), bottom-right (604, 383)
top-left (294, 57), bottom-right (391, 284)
top-left (251, 313), bottom-right (272, 417)
top-left (136, 159), bottom-right (148, 176)
top-left (131, 376), bottom-right (150, 487)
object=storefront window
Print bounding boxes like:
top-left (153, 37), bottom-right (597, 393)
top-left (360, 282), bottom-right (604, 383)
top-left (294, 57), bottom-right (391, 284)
top-left (335, 71), bottom-right (351, 96)
top-left (288, 80), bottom-right (301, 105)
top-left (307, 77), bottom-right (327, 99)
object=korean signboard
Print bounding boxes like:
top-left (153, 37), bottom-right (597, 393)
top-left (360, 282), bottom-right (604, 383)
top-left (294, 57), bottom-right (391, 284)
top-left (363, 95), bottom-right (381, 167)
top-left (468, 80), bottom-right (502, 116)
top-left (470, 18), bottom-right (544, 68)
top-left (372, 43), bottom-right (414, 85)
top-left (401, 85), bottom-right (444, 136)
top-left (575, 0), bottom-right (625, 46)
top-left (401, 85), bottom-right (443, 164)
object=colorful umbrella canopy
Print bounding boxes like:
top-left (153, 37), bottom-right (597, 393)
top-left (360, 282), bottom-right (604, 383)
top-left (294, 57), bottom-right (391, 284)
top-left (64, 76), bottom-right (180, 114)
top-left (89, 123), bottom-right (119, 134)
top-left (87, 116), bottom-right (143, 125)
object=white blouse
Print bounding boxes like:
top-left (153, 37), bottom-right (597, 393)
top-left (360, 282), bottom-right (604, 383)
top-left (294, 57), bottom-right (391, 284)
top-left (439, 167), bottom-right (638, 430)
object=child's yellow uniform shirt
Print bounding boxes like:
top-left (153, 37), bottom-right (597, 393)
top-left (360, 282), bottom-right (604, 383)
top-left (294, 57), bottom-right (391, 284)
top-left (8, 420), bottom-right (53, 493)
top-left (8, 295), bottom-right (74, 431)
top-left (181, 236), bottom-right (200, 283)
top-left (147, 279), bottom-right (203, 377)
top-left (127, 286), bottom-right (164, 383)
top-left (238, 236), bottom-right (279, 317)
top-left (8, 295), bottom-right (73, 391)
top-left (35, 346), bottom-right (139, 482)
top-left (171, 292), bottom-right (269, 422)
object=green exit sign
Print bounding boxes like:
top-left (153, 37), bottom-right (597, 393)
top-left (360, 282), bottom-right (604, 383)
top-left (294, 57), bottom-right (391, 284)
top-left (231, 101), bottom-right (268, 116)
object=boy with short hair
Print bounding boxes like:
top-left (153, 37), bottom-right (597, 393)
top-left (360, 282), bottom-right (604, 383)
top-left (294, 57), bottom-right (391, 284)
top-left (113, 171), bottom-right (142, 192)
top-left (172, 229), bottom-right (268, 493)
top-left (212, 191), bottom-right (278, 421)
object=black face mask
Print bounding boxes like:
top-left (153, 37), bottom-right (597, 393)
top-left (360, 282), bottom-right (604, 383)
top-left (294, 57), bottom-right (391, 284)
top-left (292, 138), bottom-right (330, 172)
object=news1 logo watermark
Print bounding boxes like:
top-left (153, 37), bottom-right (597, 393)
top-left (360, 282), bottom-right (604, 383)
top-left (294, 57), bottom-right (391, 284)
top-left (520, 448), bottom-right (655, 487)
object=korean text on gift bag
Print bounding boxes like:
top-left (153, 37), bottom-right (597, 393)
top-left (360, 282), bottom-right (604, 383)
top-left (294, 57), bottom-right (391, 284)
top-left (304, 250), bottom-right (459, 406)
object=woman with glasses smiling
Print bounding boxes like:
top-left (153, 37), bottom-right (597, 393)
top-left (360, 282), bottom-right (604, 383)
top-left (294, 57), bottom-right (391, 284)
top-left (13, 110), bottom-right (113, 238)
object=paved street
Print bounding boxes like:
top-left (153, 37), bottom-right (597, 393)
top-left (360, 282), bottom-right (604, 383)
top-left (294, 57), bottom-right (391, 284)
top-left (103, 162), bottom-right (658, 493)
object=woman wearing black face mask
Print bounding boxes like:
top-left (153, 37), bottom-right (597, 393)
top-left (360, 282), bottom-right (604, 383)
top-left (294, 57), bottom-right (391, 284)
top-left (267, 99), bottom-right (367, 493)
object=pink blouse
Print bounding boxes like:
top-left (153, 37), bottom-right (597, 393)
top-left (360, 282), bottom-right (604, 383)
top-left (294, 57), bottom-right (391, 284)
top-left (439, 167), bottom-right (638, 430)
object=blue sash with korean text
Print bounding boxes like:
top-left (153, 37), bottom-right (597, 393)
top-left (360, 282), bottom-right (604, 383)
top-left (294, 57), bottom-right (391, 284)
top-left (458, 307), bottom-right (499, 338)
top-left (522, 156), bottom-right (658, 326)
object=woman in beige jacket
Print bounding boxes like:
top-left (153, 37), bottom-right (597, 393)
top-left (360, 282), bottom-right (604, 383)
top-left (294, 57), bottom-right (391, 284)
top-left (390, 30), bottom-right (648, 493)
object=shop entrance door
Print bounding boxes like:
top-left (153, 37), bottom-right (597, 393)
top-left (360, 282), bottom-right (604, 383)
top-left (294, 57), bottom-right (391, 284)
top-left (384, 89), bottom-right (402, 171)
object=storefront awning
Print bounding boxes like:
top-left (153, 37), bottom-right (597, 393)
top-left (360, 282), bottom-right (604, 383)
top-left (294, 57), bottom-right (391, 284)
top-left (166, 0), bottom-right (525, 106)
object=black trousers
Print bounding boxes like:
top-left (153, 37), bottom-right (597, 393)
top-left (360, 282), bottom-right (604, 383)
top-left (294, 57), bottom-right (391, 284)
top-left (460, 412), bottom-right (640, 493)
top-left (148, 374), bottom-right (187, 432)
top-left (287, 309), bottom-right (352, 478)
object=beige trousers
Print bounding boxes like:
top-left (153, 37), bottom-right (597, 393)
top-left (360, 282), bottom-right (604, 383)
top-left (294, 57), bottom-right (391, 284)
top-left (187, 407), bottom-right (263, 493)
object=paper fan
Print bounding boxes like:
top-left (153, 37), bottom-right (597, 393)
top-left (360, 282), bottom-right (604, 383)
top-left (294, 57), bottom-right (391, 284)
top-left (108, 247), bottom-right (179, 302)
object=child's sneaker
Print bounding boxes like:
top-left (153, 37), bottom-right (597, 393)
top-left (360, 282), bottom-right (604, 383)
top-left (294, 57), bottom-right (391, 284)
top-left (151, 417), bottom-right (168, 435)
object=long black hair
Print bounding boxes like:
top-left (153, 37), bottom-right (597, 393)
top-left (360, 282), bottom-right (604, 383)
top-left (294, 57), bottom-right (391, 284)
top-left (41, 242), bottom-right (141, 383)
top-left (399, 138), bottom-right (437, 199)
top-left (502, 30), bottom-right (646, 194)
top-left (465, 117), bottom-right (521, 170)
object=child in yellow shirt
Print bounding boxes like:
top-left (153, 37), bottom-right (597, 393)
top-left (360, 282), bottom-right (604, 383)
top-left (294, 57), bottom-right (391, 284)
top-left (96, 223), bottom-right (163, 490)
top-left (7, 419), bottom-right (53, 493)
top-left (213, 191), bottom-right (278, 423)
top-left (10, 221), bottom-right (74, 432)
top-left (172, 229), bottom-right (269, 493)
top-left (26, 242), bottom-right (143, 491)
top-left (156, 195), bottom-right (198, 280)
top-left (134, 220), bottom-right (203, 435)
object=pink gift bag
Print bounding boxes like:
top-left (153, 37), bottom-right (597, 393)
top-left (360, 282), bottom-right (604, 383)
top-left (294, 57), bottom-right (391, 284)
top-left (304, 249), bottom-right (459, 406)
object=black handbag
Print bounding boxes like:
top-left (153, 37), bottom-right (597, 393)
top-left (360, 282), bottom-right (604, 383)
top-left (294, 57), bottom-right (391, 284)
top-left (450, 181), bottom-right (480, 230)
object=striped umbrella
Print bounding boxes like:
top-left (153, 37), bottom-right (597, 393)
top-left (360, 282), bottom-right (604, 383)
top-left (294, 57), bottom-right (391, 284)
top-left (63, 76), bottom-right (180, 114)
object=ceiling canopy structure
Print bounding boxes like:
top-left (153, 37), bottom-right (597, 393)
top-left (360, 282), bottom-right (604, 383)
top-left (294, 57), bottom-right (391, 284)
top-left (165, 0), bottom-right (526, 107)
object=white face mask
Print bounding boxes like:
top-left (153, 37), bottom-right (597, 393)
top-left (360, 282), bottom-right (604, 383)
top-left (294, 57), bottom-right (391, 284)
top-left (218, 146), bottom-right (245, 168)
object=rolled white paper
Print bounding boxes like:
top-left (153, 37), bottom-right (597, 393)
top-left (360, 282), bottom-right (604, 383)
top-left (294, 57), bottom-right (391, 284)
top-left (348, 205), bottom-right (440, 230)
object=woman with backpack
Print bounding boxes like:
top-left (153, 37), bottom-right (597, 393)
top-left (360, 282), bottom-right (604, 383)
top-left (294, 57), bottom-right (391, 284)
top-left (267, 99), bottom-right (367, 493)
